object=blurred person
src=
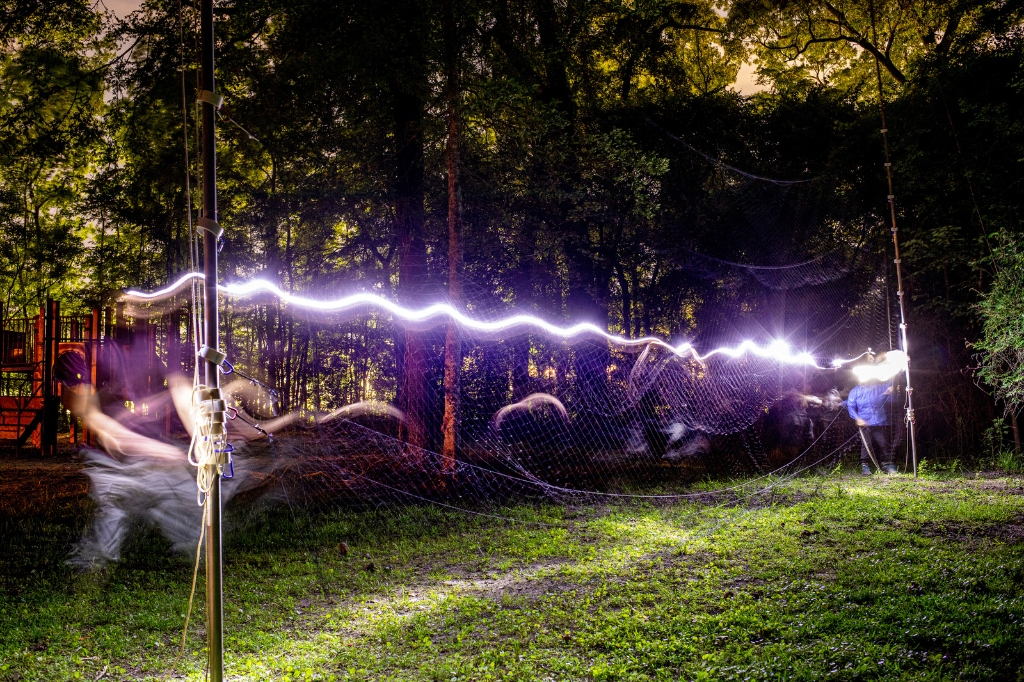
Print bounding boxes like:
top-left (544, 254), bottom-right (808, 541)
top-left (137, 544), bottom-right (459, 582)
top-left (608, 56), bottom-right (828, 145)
top-left (847, 377), bottom-right (897, 475)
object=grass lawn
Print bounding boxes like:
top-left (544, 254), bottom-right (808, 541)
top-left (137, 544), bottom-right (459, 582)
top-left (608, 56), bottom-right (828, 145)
top-left (3, 462), bottom-right (1024, 681)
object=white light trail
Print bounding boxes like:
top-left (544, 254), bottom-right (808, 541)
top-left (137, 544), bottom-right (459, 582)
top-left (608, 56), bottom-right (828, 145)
top-left (124, 273), bottom-right (835, 368)
top-left (830, 351), bottom-right (874, 368)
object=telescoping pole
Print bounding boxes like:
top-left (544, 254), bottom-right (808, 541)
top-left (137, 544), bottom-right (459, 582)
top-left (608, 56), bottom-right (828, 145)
top-left (870, 42), bottom-right (918, 476)
top-left (199, 0), bottom-right (225, 677)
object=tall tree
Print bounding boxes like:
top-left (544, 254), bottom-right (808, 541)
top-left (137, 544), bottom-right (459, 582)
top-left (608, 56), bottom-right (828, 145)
top-left (442, 0), bottom-right (464, 470)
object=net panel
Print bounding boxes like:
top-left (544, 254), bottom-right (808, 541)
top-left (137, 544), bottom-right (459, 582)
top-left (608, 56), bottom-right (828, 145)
top-left (68, 147), bottom-right (909, 564)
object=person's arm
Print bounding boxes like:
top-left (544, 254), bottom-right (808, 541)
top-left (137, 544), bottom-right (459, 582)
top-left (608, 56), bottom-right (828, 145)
top-left (847, 388), bottom-right (860, 421)
top-left (848, 387), bottom-right (869, 426)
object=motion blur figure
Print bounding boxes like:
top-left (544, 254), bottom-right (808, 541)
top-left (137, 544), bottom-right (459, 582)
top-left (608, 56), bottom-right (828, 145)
top-left (661, 423), bottom-right (711, 462)
top-left (760, 389), bottom-right (842, 465)
top-left (69, 449), bottom-right (207, 567)
top-left (847, 377), bottom-right (897, 475)
top-left (56, 347), bottom-right (400, 567)
top-left (52, 348), bottom-right (244, 568)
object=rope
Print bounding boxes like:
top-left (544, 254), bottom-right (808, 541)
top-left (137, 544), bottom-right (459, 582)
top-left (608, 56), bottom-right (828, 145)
top-left (188, 385), bottom-right (232, 504)
top-left (644, 117), bottom-right (815, 185)
top-left (359, 432), bottom-right (859, 533)
top-left (160, 501), bottom-right (207, 682)
top-left (176, 0), bottom-right (204, 384)
top-left (159, 10), bottom-right (215, 679)
top-left (488, 409), bottom-right (850, 499)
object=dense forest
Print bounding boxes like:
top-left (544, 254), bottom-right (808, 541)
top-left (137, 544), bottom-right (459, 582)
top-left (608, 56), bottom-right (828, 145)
top-left (1, 0), bottom-right (1023, 461)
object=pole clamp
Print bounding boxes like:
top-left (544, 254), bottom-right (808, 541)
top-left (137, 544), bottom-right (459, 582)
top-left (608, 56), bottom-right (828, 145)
top-left (197, 216), bottom-right (223, 238)
top-left (198, 345), bottom-right (227, 366)
top-left (197, 89), bottom-right (223, 109)
top-left (194, 386), bottom-right (227, 438)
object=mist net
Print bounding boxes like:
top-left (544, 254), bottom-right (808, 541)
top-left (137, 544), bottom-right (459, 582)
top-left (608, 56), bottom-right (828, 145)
top-left (70, 148), bottom-right (910, 565)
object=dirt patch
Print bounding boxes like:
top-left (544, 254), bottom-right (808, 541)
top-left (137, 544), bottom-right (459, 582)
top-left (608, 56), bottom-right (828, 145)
top-left (915, 518), bottom-right (1024, 544)
top-left (0, 454), bottom-right (90, 518)
top-left (441, 561), bottom-right (576, 602)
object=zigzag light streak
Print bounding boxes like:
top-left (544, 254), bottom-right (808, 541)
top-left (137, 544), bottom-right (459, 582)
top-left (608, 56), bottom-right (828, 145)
top-left (125, 272), bottom-right (846, 369)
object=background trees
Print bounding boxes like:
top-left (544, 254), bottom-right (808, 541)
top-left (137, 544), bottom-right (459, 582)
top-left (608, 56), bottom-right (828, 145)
top-left (0, 0), bottom-right (107, 314)
top-left (1, 0), bottom-right (1022, 460)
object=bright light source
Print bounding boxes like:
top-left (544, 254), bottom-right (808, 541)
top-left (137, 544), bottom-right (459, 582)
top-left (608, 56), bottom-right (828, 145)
top-left (852, 350), bottom-right (907, 383)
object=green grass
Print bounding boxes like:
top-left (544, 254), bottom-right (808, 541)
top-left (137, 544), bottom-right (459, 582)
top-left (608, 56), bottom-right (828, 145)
top-left (3, 469), bottom-right (1024, 681)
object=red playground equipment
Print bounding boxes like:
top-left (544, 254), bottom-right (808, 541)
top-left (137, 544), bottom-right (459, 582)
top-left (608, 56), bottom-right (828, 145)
top-left (1, 300), bottom-right (184, 454)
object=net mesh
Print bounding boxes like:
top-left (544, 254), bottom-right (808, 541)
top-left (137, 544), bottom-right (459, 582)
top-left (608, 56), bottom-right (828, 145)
top-left (70, 147), bottom-right (910, 565)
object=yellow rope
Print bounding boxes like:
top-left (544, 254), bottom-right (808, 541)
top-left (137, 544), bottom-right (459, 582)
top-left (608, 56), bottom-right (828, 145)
top-left (161, 500), bottom-right (207, 682)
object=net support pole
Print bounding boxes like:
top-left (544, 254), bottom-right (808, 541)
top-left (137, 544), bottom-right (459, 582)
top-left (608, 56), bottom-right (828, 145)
top-left (199, 0), bottom-right (225, 677)
top-left (870, 39), bottom-right (918, 477)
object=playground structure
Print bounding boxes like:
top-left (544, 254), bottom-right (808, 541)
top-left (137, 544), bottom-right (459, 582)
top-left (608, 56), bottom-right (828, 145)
top-left (0, 301), bottom-right (186, 454)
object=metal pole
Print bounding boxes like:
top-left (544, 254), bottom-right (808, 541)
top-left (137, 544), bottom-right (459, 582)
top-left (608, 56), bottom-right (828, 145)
top-left (870, 2), bottom-right (918, 476)
top-left (875, 94), bottom-right (918, 476)
top-left (199, 0), bottom-right (225, 677)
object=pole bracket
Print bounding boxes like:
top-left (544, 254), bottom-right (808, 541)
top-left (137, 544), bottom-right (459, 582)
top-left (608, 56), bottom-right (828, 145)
top-left (197, 217), bottom-right (223, 238)
top-left (197, 89), bottom-right (223, 109)
top-left (194, 385), bottom-right (227, 438)
top-left (198, 345), bottom-right (227, 366)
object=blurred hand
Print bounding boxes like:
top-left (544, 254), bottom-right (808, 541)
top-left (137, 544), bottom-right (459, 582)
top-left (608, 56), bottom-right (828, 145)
top-left (855, 418), bottom-right (867, 427)
top-left (884, 387), bottom-right (893, 395)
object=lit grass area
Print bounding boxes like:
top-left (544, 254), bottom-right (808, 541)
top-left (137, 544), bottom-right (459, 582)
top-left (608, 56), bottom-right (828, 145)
top-left (3, 469), bottom-right (1024, 681)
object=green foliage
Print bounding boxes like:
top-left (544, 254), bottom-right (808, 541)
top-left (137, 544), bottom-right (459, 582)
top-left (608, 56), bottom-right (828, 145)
top-left (996, 449), bottom-right (1024, 474)
top-left (0, 2), bottom-right (108, 315)
top-left (976, 241), bottom-right (1024, 414)
top-left (728, 0), bottom-right (1022, 93)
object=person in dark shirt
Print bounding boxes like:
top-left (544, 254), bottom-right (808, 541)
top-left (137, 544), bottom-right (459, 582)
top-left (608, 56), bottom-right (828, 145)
top-left (847, 380), bottom-right (898, 475)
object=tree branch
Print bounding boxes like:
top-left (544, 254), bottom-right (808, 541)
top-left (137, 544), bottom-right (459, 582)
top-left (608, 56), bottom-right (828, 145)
top-left (935, 10), bottom-right (964, 55)
top-left (820, 1), bottom-right (906, 83)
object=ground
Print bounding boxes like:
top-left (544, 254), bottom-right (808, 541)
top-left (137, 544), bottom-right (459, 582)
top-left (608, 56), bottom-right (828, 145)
top-left (2, 456), bottom-right (1024, 681)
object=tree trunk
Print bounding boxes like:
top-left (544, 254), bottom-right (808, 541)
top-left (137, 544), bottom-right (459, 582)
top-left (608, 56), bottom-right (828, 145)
top-left (615, 262), bottom-right (631, 338)
top-left (510, 227), bottom-right (536, 403)
top-left (1012, 408), bottom-right (1021, 454)
top-left (564, 237), bottom-right (609, 421)
top-left (441, 0), bottom-right (463, 475)
top-left (394, 88), bottom-right (429, 453)
top-left (532, 0), bottom-right (573, 114)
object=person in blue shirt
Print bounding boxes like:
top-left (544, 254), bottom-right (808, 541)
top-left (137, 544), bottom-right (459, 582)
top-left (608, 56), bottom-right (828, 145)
top-left (847, 379), bottom-right (898, 475)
